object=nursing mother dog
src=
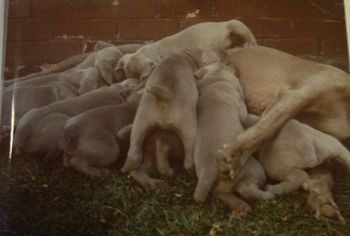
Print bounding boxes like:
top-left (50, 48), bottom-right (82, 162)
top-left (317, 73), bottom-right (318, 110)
top-left (217, 46), bottom-right (350, 183)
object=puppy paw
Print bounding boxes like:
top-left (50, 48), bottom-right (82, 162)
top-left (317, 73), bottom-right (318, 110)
top-left (311, 196), bottom-right (345, 224)
top-left (231, 201), bottom-right (251, 219)
top-left (147, 178), bottom-right (163, 192)
top-left (265, 184), bottom-right (282, 196)
top-left (261, 190), bottom-right (276, 201)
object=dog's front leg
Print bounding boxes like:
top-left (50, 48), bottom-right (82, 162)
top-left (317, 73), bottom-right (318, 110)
top-left (219, 72), bottom-right (349, 180)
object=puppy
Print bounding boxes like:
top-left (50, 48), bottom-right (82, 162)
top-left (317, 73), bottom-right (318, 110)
top-left (303, 166), bottom-right (345, 223)
top-left (14, 79), bottom-right (139, 157)
top-left (193, 63), bottom-right (272, 215)
top-left (2, 46), bottom-right (127, 128)
top-left (62, 89), bottom-right (143, 176)
top-left (242, 114), bottom-right (350, 197)
top-left (122, 51), bottom-right (200, 175)
top-left (115, 19), bottom-right (256, 81)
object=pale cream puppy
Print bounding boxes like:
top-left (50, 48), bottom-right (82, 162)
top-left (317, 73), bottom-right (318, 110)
top-left (242, 114), bottom-right (350, 197)
top-left (121, 51), bottom-right (200, 175)
top-left (114, 19), bottom-right (256, 81)
top-left (14, 79), bottom-right (139, 157)
top-left (303, 166), bottom-right (344, 223)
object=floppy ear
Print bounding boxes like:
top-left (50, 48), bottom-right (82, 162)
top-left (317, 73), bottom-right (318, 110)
top-left (96, 60), bottom-right (114, 85)
top-left (118, 88), bottom-right (132, 102)
top-left (94, 41), bottom-right (114, 51)
top-left (183, 48), bottom-right (203, 68)
top-left (114, 60), bottom-right (126, 82)
top-left (194, 68), bottom-right (206, 80)
top-left (79, 77), bottom-right (98, 94)
top-left (140, 61), bottom-right (155, 81)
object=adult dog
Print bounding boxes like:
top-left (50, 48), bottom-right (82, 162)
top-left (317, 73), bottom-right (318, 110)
top-left (217, 46), bottom-right (350, 181)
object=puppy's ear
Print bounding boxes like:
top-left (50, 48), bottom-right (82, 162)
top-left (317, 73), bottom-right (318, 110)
top-left (96, 60), bottom-right (115, 85)
top-left (94, 41), bottom-right (114, 51)
top-left (118, 88), bottom-right (132, 102)
top-left (140, 61), bottom-right (155, 81)
top-left (79, 77), bottom-right (98, 94)
top-left (114, 60), bottom-right (126, 82)
top-left (194, 68), bottom-right (206, 80)
top-left (183, 48), bottom-right (203, 68)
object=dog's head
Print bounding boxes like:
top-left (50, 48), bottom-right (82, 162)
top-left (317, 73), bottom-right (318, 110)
top-left (114, 53), bottom-right (156, 82)
top-left (95, 47), bottom-right (124, 85)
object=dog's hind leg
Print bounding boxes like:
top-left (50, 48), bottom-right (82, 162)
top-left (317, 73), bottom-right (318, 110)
top-left (265, 168), bottom-right (309, 196)
top-left (154, 138), bottom-right (174, 177)
top-left (179, 121), bottom-right (197, 174)
top-left (236, 182), bottom-right (275, 200)
top-left (122, 121), bottom-right (151, 173)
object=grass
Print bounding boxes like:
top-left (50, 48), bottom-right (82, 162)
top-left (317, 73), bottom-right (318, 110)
top-left (1, 140), bottom-right (350, 236)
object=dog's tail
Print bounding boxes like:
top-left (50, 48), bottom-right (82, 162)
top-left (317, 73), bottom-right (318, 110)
top-left (243, 114), bottom-right (260, 128)
top-left (147, 85), bottom-right (172, 101)
top-left (224, 19), bottom-right (257, 50)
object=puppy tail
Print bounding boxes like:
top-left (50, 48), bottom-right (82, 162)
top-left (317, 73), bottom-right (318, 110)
top-left (147, 85), bottom-right (172, 101)
top-left (243, 114), bottom-right (260, 128)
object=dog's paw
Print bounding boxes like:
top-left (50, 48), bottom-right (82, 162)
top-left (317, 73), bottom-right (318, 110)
top-left (311, 195), bottom-right (345, 224)
top-left (231, 201), bottom-right (251, 219)
top-left (265, 184), bottom-right (283, 196)
top-left (147, 178), bottom-right (163, 192)
top-left (261, 190), bottom-right (276, 201)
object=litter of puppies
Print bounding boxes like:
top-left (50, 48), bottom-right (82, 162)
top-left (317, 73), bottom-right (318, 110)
top-left (3, 19), bottom-right (350, 224)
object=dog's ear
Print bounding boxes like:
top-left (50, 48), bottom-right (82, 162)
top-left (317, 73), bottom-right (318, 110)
top-left (94, 41), bottom-right (114, 51)
top-left (96, 60), bottom-right (115, 85)
top-left (183, 48), bottom-right (203, 68)
top-left (79, 77), bottom-right (98, 94)
top-left (140, 61), bottom-right (155, 81)
top-left (118, 88), bottom-right (132, 102)
top-left (194, 68), bottom-right (206, 80)
top-left (114, 59), bottom-right (126, 82)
